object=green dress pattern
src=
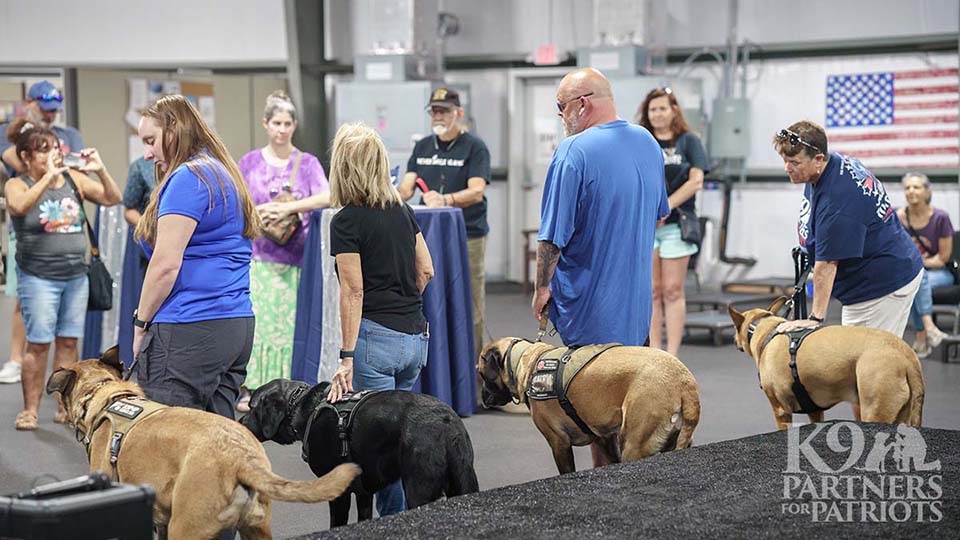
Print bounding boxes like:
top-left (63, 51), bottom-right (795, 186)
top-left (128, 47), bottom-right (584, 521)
top-left (245, 259), bottom-right (301, 389)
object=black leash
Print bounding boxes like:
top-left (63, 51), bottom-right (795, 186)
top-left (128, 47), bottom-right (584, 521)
top-left (783, 247), bottom-right (812, 320)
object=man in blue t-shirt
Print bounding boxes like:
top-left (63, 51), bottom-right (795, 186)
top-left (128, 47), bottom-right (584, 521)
top-left (773, 120), bottom-right (922, 340)
top-left (535, 68), bottom-right (669, 348)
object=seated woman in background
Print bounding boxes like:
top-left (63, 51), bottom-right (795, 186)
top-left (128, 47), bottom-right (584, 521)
top-left (5, 119), bottom-right (122, 430)
top-left (897, 172), bottom-right (953, 357)
top-left (326, 122), bottom-right (434, 517)
top-left (235, 90), bottom-right (330, 412)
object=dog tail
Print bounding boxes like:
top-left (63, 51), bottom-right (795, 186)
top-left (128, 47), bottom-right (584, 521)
top-left (905, 356), bottom-right (925, 427)
top-left (445, 420), bottom-right (480, 496)
top-left (238, 462), bottom-right (359, 503)
top-left (674, 377), bottom-right (701, 450)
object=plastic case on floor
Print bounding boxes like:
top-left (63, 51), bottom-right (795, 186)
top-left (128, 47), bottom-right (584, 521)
top-left (0, 472), bottom-right (155, 540)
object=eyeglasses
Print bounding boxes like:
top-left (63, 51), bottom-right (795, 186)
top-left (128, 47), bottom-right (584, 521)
top-left (35, 90), bottom-right (63, 103)
top-left (427, 106), bottom-right (454, 116)
top-left (556, 92), bottom-right (594, 113)
top-left (777, 129), bottom-right (822, 154)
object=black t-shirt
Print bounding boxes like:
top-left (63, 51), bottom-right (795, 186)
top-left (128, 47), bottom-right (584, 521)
top-left (658, 131), bottom-right (710, 224)
top-left (330, 202), bottom-right (426, 334)
top-left (406, 131), bottom-right (491, 237)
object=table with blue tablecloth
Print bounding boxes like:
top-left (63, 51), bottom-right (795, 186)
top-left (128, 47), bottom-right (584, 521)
top-left (117, 206), bottom-right (477, 417)
top-left (291, 207), bottom-right (477, 416)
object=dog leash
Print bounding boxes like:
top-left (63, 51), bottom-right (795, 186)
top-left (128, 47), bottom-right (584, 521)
top-left (535, 300), bottom-right (552, 342)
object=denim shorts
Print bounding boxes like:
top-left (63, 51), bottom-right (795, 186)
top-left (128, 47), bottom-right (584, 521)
top-left (352, 318), bottom-right (429, 393)
top-left (653, 222), bottom-right (699, 259)
top-left (17, 268), bottom-right (88, 344)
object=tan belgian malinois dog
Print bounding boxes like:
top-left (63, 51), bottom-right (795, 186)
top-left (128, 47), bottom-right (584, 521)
top-left (478, 338), bottom-right (700, 474)
top-left (729, 297), bottom-right (924, 429)
top-left (45, 346), bottom-right (359, 540)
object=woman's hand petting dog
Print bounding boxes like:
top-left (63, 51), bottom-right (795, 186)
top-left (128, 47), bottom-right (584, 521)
top-left (327, 358), bottom-right (354, 402)
top-left (776, 318), bottom-right (821, 333)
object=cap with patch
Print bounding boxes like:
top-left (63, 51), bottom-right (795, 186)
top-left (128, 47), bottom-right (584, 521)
top-left (27, 80), bottom-right (63, 111)
top-left (426, 87), bottom-right (460, 108)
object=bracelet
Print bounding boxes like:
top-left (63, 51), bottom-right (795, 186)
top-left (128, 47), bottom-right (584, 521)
top-left (809, 315), bottom-right (824, 323)
top-left (339, 349), bottom-right (355, 359)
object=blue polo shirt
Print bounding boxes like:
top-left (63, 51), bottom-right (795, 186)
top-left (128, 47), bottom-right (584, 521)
top-left (798, 152), bottom-right (922, 305)
top-left (140, 157), bottom-right (253, 323)
top-left (539, 120), bottom-right (669, 346)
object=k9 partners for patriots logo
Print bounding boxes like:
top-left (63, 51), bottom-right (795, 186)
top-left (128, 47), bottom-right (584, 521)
top-left (782, 422), bottom-right (943, 523)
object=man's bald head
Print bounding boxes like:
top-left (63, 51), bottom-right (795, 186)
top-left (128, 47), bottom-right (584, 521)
top-left (556, 68), bottom-right (618, 136)
top-left (557, 68), bottom-right (613, 102)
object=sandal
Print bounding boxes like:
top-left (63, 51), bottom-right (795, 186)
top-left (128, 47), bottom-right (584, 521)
top-left (54, 410), bottom-right (70, 424)
top-left (15, 410), bottom-right (38, 431)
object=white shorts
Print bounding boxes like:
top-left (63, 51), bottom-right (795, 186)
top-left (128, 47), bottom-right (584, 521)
top-left (841, 269), bottom-right (923, 338)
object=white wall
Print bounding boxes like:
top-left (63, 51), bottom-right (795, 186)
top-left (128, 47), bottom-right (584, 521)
top-left (0, 0), bottom-right (288, 67)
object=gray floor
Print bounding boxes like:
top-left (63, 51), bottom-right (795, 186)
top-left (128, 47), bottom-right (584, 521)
top-left (0, 291), bottom-right (958, 538)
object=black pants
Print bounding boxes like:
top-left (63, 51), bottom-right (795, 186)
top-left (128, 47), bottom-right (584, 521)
top-left (135, 317), bottom-right (255, 420)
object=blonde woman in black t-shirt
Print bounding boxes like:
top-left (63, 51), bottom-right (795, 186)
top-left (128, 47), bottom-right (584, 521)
top-left (326, 122), bottom-right (434, 517)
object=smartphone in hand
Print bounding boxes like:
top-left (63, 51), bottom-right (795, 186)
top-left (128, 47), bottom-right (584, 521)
top-left (62, 152), bottom-right (84, 169)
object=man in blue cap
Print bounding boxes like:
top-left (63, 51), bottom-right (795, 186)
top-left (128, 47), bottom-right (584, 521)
top-left (0, 80), bottom-right (85, 384)
top-left (1, 80), bottom-right (85, 176)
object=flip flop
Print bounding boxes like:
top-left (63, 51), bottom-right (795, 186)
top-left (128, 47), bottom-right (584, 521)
top-left (15, 410), bottom-right (38, 431)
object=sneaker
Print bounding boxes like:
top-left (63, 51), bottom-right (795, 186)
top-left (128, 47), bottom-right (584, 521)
top-left (235, 388), bottom-right (251, 413)
top-left (927, 327), bottom-right (947, 349)
top-left (0, 361), bottom-right (21, 384)
top-left (916, 341), bottom-right (932, 359)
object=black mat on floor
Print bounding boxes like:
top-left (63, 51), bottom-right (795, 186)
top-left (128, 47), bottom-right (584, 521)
top-left (293, 422), bottom-right (958, 539)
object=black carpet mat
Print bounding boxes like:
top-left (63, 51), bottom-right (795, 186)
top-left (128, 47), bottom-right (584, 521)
top-left (293, 422), bottom-right (958, 539)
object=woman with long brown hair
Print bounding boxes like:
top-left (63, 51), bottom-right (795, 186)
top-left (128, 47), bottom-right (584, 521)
top-left (132, 94), bottom-right (261, 420)
top-left (636, 87), bottom-right (709, 357)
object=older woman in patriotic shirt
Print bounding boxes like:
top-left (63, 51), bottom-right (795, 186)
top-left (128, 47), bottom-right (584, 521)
top-left (772, 120), bottom-right (922, 342)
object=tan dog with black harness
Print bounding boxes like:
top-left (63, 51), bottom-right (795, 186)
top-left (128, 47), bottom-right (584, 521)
top-left (478, 338), bottom-right (700, 474)
top-left (728, 297), bottom-right (925, 430)
top-left (45, 346), bottom-right (359, 540)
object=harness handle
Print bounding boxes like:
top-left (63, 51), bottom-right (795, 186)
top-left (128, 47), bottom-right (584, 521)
top-left (536, 300), bottom-right (551, 342)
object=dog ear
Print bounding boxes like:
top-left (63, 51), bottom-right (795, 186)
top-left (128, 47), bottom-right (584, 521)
top-left (46, 368), bottom-right (77, 397)
top-left (251, 387), bottom-right (287, 441)
top-left (317, 381), bottom-right (332, 398)
top-left (767, 296), bottom-right (790, 316)
top-left (99, 345), bottom-right (123, 374)
top-left (728, 306), bottom-right (745, 330)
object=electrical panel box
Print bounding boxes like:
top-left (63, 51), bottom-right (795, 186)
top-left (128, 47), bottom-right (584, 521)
top-left (709, 98), bottom-right (751, 159)
top-left (576, 46), bottom-right (649, 79)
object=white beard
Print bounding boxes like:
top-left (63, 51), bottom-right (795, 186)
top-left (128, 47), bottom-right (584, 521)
top-left (432, 124), bottom-right (449, 137)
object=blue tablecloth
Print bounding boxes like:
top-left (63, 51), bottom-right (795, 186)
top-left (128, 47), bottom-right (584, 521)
top-left (291, 207), bottom-right (477, 416)
top-left (117, 229), bottom-right (144, 368)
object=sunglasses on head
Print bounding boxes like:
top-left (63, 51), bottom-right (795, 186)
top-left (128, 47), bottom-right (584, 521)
top-left (36, 90), bottom-right (63, 103)
top-left (556, 92), bottom-right (594, 113)
top-left (777, 129), bottom-right (821, 154)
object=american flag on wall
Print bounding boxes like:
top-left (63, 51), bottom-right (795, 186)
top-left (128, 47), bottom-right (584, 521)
top-left (825, 68), bottom-right (959, 169)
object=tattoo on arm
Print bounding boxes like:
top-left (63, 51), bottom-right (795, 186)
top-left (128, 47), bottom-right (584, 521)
top-left (535, 241), bottom-right (560, 289)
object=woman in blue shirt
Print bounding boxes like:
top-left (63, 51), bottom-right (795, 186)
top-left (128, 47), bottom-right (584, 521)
top-left (132, 94), bottom-right (262, 420)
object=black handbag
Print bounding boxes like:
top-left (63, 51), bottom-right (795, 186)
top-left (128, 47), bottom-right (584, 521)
top-left (677, 207), bottom-right (702, 246)
top-left (63, 173), bottom-right (114, 311)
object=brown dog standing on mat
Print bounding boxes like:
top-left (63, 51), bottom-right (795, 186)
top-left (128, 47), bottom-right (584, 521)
top-left (46, 346), bottom-right (359, 540)
top-left (729, 297), bottom-right (925, 429)
top-left (478, 338), bottom-right (700, 474)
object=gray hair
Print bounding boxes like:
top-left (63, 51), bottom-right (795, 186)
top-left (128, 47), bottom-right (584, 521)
top-left (901, 172), bottom-right (932, 204)
top-left (264, 90), bottom-right (297, 123)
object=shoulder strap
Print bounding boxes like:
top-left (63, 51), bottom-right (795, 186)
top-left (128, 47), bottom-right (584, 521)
top-left (903, 209), bottom-right (929, 251)
top-left (286, 150), bottom-right (304, 190)
top-left (62, 172), bottom-right (100, 256)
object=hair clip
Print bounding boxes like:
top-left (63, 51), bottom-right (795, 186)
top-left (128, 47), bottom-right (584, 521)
top-left (19, 122), bottom-right (34, 134)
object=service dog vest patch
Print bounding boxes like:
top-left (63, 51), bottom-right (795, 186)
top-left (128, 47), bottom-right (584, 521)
top-left (86, 396), bottom-right (168, 480)
top-left (525, 343), bottom-right (622, 436)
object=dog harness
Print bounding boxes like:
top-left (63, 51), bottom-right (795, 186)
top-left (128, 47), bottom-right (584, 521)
top-left (301, 390), bottom-right (375, 463)
top-left (753, 324), bottom-right (828, 415)
top-left (524, 344), bottom-right (622, 437)
top-left (79, 395), bottom-right (168, 481)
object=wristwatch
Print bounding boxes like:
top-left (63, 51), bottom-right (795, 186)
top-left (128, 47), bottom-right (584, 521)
top-left (133, 310), bottom-right (151, 330)
top-left (808, 314), bottom-right (824, 323)
top-left (339, 349), bottom-right (355, 359)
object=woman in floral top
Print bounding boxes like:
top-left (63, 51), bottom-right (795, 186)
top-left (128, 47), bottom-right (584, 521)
top-left (236, 91), bottom-right (330, 410)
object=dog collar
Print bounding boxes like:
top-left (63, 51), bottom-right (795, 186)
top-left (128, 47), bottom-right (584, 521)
top-left (285, 385), bottom-right (308, 439)
top-left (746, 313), bottom-right (776, 351)
top-left (503, 339), bottom-right (530, 402)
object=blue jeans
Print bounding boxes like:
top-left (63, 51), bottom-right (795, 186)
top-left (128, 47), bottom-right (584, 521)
top-left (910, 268), bottom-right (955, 331)
top-left (16, 269), bottom-right (88, 344)
top-left (352, 318), bottom-right (429, 518)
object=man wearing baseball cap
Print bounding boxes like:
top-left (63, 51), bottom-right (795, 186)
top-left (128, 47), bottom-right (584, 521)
top-left (398, 87), bottom-right (491, 360)
top-left (1, 80), bottom-right (85, 176)
top-left (0, 80), bottom-right (85, 385)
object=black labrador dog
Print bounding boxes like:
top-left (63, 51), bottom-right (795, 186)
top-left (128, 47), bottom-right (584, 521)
top-left (240, 378), bottom-right (479, 526)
